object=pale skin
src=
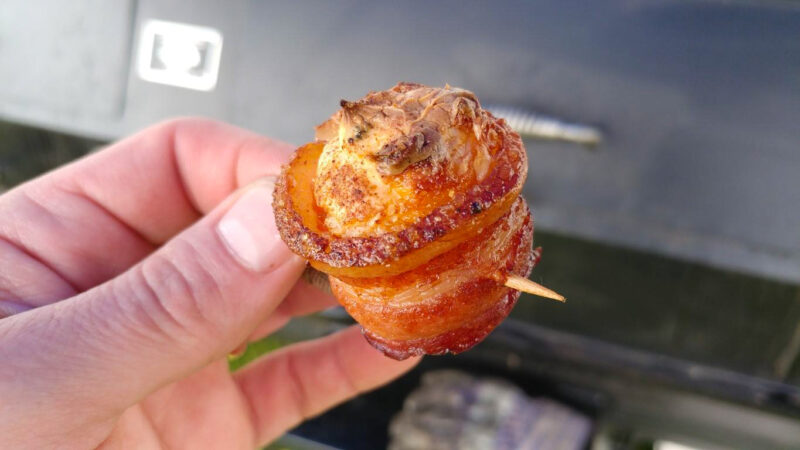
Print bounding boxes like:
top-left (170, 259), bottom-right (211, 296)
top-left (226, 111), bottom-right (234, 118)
top-left (0, 118), bottom-right (419, 449)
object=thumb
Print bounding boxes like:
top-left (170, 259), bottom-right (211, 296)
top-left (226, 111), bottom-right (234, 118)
top-left (0, 176), bottom-right (305, 427)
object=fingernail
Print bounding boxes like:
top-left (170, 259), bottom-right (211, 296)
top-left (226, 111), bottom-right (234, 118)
top-left (216, 177), bottom-right (301, 272)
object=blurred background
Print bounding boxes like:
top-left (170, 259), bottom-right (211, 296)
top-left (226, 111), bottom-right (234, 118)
top-left (2, 1), bottom-right (800, 448)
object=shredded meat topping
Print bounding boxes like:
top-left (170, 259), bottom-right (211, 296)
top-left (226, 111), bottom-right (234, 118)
top-left (313, 83), bottom-right (491, 237)
top-left (372, 120), bottom-right (441, 175)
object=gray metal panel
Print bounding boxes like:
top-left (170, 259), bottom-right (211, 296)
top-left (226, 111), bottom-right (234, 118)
top-left (1, 0), bottom-right (799, 283)
top-left (0, 0), bottom-right (133, 121)
top-left (221, 0), bottom-right (800, 284)
top-left (124, 0), bottom-right (247, 128)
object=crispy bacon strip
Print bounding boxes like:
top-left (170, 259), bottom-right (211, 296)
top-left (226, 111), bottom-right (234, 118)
top-left (273, 83), bottom-right (536, 359)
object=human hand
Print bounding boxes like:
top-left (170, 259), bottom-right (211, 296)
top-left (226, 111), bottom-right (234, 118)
top-left (0, 118), bottom-right (419, 449)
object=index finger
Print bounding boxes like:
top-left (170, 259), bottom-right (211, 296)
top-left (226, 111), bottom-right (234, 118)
top-left (70, 118), bottom-right (295, 243)
top-left (0, 118), bottom-right (295, 292)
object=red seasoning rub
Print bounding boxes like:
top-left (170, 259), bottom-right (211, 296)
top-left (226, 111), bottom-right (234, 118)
top-left (274, 82), bottom-right (544, 359)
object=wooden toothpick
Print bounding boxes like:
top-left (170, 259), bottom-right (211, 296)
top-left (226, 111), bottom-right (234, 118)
top-left (504, 275), bottom-right (566, 303)
top-left (302, 266), bottom-right (566, 303)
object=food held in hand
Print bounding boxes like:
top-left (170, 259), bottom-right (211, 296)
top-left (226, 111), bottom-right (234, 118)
top-left (273, 82), bottom-right (562, 360)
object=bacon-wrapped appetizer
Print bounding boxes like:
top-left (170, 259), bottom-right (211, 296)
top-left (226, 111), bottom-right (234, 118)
top-left (273, 82), bottom-right (562, 360)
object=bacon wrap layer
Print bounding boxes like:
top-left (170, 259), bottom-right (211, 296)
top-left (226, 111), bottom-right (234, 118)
top-left (272, 83), bottom-right (535, 359)
top-left (331, 198), bottom-right (534, 359)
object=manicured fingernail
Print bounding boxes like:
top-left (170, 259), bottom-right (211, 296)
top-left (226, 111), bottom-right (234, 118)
top-left (216, 177), bottom-right (301, 272)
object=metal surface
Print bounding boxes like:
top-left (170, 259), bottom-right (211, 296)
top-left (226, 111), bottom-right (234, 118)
top-left (3, 3), bottom-right (800, 448)
top-left (486, 105), bottom-right (602, 146)
top-left (1, 0), bottom-right (799, 284)
top-left (0, 0), bottom-right (134, 121)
